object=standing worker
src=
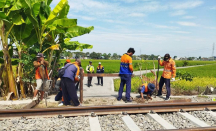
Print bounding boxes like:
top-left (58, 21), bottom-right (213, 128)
top-left (157, 53), bottom-right (176, 101)
top-left (97, 62), bottom-right (104, 86)
top-left (117, 48), bottom-right (135, 103)
top-left (60, 60), bottom-right (81, 106)
top-left (33, 53), bottom-right (49, 101)
top-left (86, 61), bottom-right (94, 87)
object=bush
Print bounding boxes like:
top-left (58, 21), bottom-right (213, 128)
top-left (182, 60), bottom-right (189, 66)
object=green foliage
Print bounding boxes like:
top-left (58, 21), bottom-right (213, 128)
top-left (114, 63), bottom-right (216, 93)
top-left (176, 71), bottom-right (193, 81)
top-left (182, 60), bottom-right (189, 66)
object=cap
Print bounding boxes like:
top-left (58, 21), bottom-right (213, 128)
top-left (89, 61), bottom-right (92, 63)
top-left (148, 83), bottom-right (155, 92)
top-left (66, 59), bottom-right (71, 63)
top-left (36, 53), bottom-right (44, 58)
top-left (98, 62), bottom-right (101, 64)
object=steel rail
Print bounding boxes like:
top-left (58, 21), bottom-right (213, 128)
top-left (0, 102), bottom-right (216, 119)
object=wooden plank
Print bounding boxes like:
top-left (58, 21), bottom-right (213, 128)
top-left (80, 68), bottom-right (84, 103)
top-left (22, 100), bottom-right (39, 109)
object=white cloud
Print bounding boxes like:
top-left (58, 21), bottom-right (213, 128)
top-left (177, 21), bottom-right (199, 26)
top-left (182, 16), bottom-right (196, 19)
top-left (173, 31), bottom-right (191, 34)
top-left (128, 13), bottom-right (146, 17)
top-left (170, 10), bottom-right (186, 16)
top-left (154, 24), bottom-right (179, 29)
top-left (80, 16), bottom-right (95, 21)
top-left (169, 0), bottom-right (203, 10)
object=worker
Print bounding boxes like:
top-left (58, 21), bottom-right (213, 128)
top-left (157, 53), bottom-right (176, 101)
top-left (96, 62), bottom-right (104, 86)
top-left (117, 48), bottom-right (135, 103)
top-left (60, 59), bottom-right (81, 106)
top-left (33, 53), bottom-right (49, 101)
top-left (86, 61), bottom-right (94, 87)
top-left (138, 83), bottom-right (155, 100)
top-left (55, 60), bottom-right (71, 106)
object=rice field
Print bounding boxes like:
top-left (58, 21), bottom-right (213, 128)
top-left (59, 59), bottom-right (216, 73)
top-left (114, 64), bottom-right (216, 94)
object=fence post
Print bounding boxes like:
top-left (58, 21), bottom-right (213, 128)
top-left (80, 68), bottom-right (83, 103)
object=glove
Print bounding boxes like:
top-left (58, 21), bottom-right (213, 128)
top-left (172, 78), bottom-right (175, 81)
top-left (158, 55), bottom-right (161, 59)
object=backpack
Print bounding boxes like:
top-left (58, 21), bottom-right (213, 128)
top-left (57, 64), bottom-right (72, 78)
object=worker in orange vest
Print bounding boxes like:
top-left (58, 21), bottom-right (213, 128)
top-left (157, 53), bottom-right (176, 101)
top-left (138, 83), bottom-right (155, 100)
top-left (33, 53), bottom-right (49, 101)
top-left (117, 48), bottom-right (135, 103)
top-left (60, 59), bottom-right (81, 106)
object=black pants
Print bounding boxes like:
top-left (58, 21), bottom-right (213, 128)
top-left (97, 77), bottom-right (103, 85)
top-left (88, 77), bottom-right (92, 86)
top-left (158, 76), bottom-right (171, 98)
top-left (75, 82), bottom-right (79, 91)
top-left (61, 77), bottom-right (80, 106)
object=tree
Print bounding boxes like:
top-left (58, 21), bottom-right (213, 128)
top-left (0, 0), bottom-right (94, 99)
top-left (112, 53), bottom-right (118, 60)
top-left (89, 52), bottom-right (98, 59)
top-left (173, 56), bottom-right (177, 59)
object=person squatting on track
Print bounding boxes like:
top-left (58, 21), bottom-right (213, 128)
top-left (33, 53), bottom-right (49, 101)
top-left (86, 61), bottom-right (94, 87)
top-left (157, 53), bottom-right (176, 101)
top-left (60, 59), bottom-right (81, 106)
top-left (138, 83), bottom-right (155, 100)
top-left (117, 48), bottom-right (135, 103)
top-left (97, 62), bottom-right (104, 86)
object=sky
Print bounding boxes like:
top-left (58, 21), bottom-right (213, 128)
top-left (50, 0), bottom-right (216, 58)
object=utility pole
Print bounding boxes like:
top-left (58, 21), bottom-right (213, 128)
top-left (212, 43), bottom-right (215, 61)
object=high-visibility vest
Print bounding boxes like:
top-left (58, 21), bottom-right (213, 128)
top-left (159, 58), bottom-right (176, 79)
top-left (119, 54), bottom-right (133, 74)
top-left (142, 83), bottom-right (148, 93)
top-left (35, 62), bottom-right (49, 80)
top-left (71, 62), bottom-right (80, 82)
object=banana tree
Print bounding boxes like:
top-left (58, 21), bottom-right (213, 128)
top-left (0, 0), bottom-right (29, 99)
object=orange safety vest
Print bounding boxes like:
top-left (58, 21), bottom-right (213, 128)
top-left (71, 62), bottom-right (80, 82)
top-left (142, 83), bottom-right (148, 93)
top-left (97, 65), bottom-right (103, 70)
top-left (35, 62), bottom-right (49, 80)
top-left (159, 58), bottom-right (176, 79)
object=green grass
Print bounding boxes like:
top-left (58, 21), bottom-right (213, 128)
top-left (114, 64), bottom-right (216, 94)
top-left (59, 59), bottom-right (216, 73)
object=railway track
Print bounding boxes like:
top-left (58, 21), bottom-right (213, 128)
top-left (0, 102), bottom-right (216, 131)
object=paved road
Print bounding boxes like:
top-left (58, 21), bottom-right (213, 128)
top-left (80, 65), bottom-right (206, 98)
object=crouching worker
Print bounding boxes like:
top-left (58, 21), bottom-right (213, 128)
top-left (60, 60), bottom-right (81, 106)
top-left (138, 83), bottom-right (155, 100)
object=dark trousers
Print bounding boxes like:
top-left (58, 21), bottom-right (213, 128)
top-left (55, 90), bottom-right (62, 101)
top-left (117, 74), bottom-right (132, 101)
top-left (88, 77), bottom-right (92, 86)
top-left (61, 77), bottom-right (80, 106)
top-left (75, 82), bottom-right (79, 91)
top-left (97, 77), bottom-right (103, 85)
top-left (158, 76), bottom-right (171, 98)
